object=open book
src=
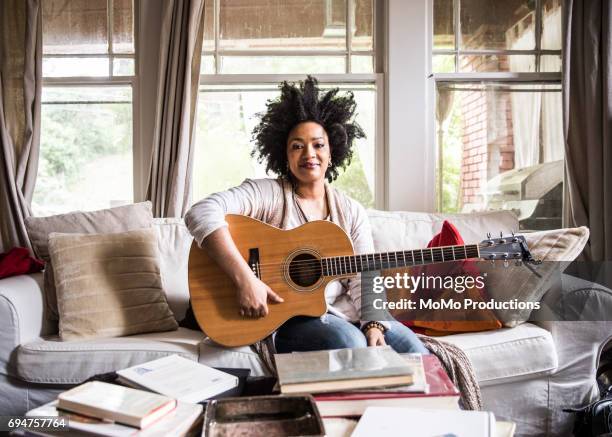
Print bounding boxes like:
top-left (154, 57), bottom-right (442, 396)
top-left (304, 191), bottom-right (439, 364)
top-left (116, 354), bottom-right (238, 403)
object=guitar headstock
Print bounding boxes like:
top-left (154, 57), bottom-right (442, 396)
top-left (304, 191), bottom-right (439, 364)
top-left (478, 232), bottom-right (540, 265)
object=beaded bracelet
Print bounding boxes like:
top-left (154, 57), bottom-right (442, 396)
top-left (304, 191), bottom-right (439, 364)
top-left (362, 321), bottom-right (387, 334)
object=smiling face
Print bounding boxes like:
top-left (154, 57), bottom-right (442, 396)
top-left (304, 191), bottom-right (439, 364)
top-left (286, 121), bottom-right (331, 185)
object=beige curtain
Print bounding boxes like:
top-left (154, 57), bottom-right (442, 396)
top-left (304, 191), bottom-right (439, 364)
top-left (563, 0), bottom-right (612, 261)
top-left (0, 0), bottom-right (42, 253)
top-left (146, 0), bottom-right (206, 218)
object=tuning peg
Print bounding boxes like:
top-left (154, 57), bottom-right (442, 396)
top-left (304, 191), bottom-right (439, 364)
top-left (504, 259), bottom-right (509, 268)
top-left (511, 230), bottom-right (515, 237)
top-left (487, 232), bottom-right (491, 239)
top-left (500, 231), bottom-right (503, 238)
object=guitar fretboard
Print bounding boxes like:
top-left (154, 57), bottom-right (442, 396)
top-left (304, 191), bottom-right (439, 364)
top-left (321, 244), bottom-right (480, 276)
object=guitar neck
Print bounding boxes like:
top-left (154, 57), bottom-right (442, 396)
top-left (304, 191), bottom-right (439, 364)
top-left (321, 244), bottom-right (481, 276)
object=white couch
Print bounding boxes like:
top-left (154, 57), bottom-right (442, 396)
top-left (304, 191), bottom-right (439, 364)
top-left (1, 210), bottom-right (610, 436)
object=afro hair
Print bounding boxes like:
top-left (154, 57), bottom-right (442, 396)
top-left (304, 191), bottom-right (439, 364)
top-left (251, 76), bottom-right (365, 182)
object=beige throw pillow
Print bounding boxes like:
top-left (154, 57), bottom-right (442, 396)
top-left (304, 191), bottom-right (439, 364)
top-left (484, 226), bottom-right (589, 327)
top-left (25, 202), bottom-right (153, 324)
top-left (48, 228), bottom-right (178, 340)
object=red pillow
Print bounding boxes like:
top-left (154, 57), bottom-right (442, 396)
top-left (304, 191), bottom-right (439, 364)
top-left (398, 220), bottom-right (502, 335)
top-left (0, 247), bottom-right (45, 279)
top-left (428, 220), bottom-right (464, 247)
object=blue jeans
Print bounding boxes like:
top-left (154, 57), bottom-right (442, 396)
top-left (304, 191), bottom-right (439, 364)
top-left (274, 314), bottom-right (429, 354)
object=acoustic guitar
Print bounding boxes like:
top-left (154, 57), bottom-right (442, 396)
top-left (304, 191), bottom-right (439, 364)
top-left (188, 214), bottom-right (536, 347)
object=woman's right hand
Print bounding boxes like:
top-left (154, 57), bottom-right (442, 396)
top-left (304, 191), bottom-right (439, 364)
top-left (236, 276), bottom-right (284, 318)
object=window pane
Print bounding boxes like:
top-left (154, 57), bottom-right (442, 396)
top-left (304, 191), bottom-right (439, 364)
top-left (542, 0), bottom-right (562, 50)
top-left (219, 56), bottom-right (346, 74)
top-left (353, 0), bottom-right (373, 51)
top-left (193, 84), bottom-right (375, 208)
top-left (332, 86), bottom-right (376, 208)
top-left (113, 0), bottom-right (134, 54)
top-left (434, 0), bottom-right (454, 50)
top-left (43, 0), bottom-right (108, 54)
top-left (433, 55), bottom-right (455, 73)
top-left (43, 57), bottom-right (109, 77)
top-left (218, 0), bottom-right (347, 51)
top-left (460, 0), bottom-right (535, 51)
top-left (201, 55), bottom-right (215, 74)
top-left (33, 87), bottom-right (133, 216)
top-left (540, 55), bottom-right (561, 72)
top-left (459, 54), bottom-right (535, 72)
top-left (435, 83), bottom-right (563, 230)
top-left (351, 55), bottom-right (373, 73)
top-left (113, 58), bottom-right (134, 76)
top-left (203, 0), bottom-right (215, 51)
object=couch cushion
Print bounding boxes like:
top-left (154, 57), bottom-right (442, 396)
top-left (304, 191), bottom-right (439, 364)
top-left (16, 328), bottom-right (270, 383)
top-left (154, 218), bottom-right (193, 321)
top-left (199, 338), bottom-right (269, 377)
top-left (440, 322), bottom-right (558, 386)
top-left (16, 328), bottom-right (204, 384)
top-left (25, 202), bottom-right (154, 324)
top-left (367, 210), bottom-right (519, 251)
top-left (484, 227), bottom-right (590, 327)
top-left (49, 228), bottom-right (178, 340)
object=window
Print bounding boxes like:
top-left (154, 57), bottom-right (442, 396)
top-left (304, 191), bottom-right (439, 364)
top-left (433, 0), bottom-right (563, 230)
top-left (193, 0), bottom-right (381, 208)
top-left (34, 0), bottom-right (136, 216)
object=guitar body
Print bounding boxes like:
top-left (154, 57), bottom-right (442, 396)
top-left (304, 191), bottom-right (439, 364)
top-left (188, 214), bottom-right (355, 347)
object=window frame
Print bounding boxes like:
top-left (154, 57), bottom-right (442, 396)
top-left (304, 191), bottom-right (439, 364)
top-left (40, 0), bottom-right (141, 208)
top-left (430, 0), bottom-right (563, 215)
top-left (198, 0), bottom-right (387, 209)
top-left (432, 0), bottom-right (562, 73)
top-left (386, 0), bottom-right (563, 213)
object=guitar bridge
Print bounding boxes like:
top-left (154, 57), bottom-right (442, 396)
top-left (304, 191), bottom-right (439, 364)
top-left (248, 248), bottom-right (261, 279)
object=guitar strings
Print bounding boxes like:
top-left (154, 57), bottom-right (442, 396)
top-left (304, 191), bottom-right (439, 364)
top-left (252, 247), bottom-right (511, 271)
top-left (227, 253), bottom-right (520, 285)
top-left (252, 251), bottom-right (519, 280)
top-left (249, 242), bottom-right (502, 268)
top-left (253, 253), bottom-right (489, 273)
top-left (255, 255), bottom-right (510, 276)
top-left (250, 245), bottom-right (488, 269)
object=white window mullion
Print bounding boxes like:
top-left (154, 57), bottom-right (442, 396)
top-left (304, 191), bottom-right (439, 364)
top-left (108, 0), bottom-right (114, 77)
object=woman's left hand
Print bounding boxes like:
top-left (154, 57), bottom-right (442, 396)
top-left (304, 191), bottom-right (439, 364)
top-left (365, 327), bottom-right (387, 347)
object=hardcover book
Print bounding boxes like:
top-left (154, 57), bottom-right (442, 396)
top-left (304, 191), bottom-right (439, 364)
top-left (27, 400), bottom-right (202, 437)
top-left (275, 346), bottom-right (414, 394)
top-left (57, 381), bottom-right (176, 429)
top-left (314, 354), bottom-right (460, 416)
top-left (349, 353), bottom-right (428, 393)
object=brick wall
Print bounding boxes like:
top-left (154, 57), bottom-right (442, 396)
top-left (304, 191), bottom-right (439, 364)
top-left (458, 27), bottom-right (516, 210)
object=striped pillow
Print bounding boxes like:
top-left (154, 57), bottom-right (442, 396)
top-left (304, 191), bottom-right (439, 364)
top-left (48, 228), bottom-right (178, 340)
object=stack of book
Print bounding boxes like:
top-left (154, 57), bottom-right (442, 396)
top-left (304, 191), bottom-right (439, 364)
top-left (25, 355), bottom-right (240, 436)
top-left (274, 346), bottom-right (460, 417)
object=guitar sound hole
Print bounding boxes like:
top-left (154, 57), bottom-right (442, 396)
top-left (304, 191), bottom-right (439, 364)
top-left (288, 253), bottom-right (322, 288)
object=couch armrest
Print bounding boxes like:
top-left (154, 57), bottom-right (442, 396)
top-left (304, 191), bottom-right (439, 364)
top-left (0, 273), bottom-right (51, 376)
top-left (535, 273), bottom-right (612, 351)
top-left (534, 275), bottom-right (612, 435)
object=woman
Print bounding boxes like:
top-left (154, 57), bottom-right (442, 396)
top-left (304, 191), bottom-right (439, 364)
top-left (185, 76), bottom-right (427, 355)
